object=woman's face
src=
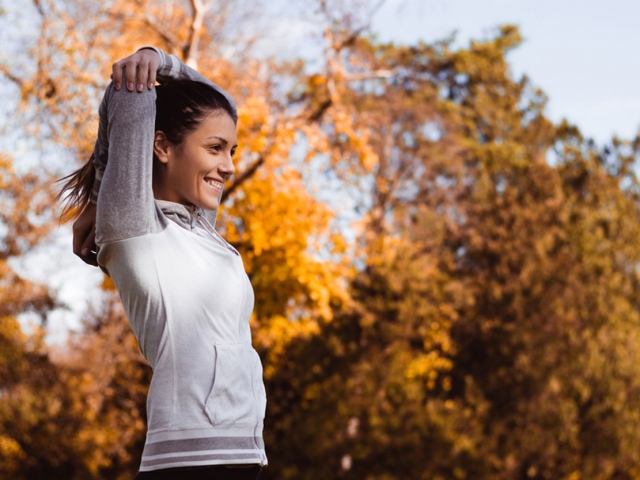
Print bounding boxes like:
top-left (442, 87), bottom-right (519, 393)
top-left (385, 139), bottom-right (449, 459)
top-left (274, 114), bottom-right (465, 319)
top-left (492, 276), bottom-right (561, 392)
top-left (154, 111), bottom-right (237, 211)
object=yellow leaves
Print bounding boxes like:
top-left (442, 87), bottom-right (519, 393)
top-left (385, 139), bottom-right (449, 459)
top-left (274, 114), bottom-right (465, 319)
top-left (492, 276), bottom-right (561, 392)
top-left (0, 313), bottom-right (26, 344)
top-left (240, 177), bottom-right (323, 255)
top-left (563, 472), bottom-right (581, 480)
top-left (255, 314), bottom-right (320, 380)
top-left (237, 94), bottom-right (273, 155)
top-left (0, 291), bottom-right (149, 476)
top-left (475, 141), bottom-right (527, 173)
top-left (308, 73), bottom-right (328, 89)
top-left (328, 106), bottom-right (379, 173)
top-left (0, 434), bottom-right (26, 477)
top-left (0, 154), bottom-right (56, 258)
top-left (405, 351), bottom-right (453, 390)
top-left (1, 314), bottom-right (47, 386)
top-left (0, 153), bottom-right (15, 182)
top-left (495, 25), bottom-right (523, 51)
top-left (224, 157), bottom-right (348, 324)
top-left (221, 135), bottom-right (351, 378)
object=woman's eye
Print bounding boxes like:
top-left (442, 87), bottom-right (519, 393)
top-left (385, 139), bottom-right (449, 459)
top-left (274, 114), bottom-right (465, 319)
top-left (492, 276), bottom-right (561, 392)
top-left (209, 145), bottom-right (221, 153)
top-left (231, 149), bottom-right (237, 157)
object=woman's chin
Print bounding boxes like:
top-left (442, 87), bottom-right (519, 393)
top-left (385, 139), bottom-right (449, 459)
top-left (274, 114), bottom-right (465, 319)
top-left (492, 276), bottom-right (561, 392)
top-left (189, 188), bottom-right (222, 211)
top-left (196, 197), bottom-right (220, 211)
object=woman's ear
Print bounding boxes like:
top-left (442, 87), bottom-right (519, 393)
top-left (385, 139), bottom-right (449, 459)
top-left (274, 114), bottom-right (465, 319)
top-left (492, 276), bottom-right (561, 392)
top-left (153, 131), bottom-right (171, 164)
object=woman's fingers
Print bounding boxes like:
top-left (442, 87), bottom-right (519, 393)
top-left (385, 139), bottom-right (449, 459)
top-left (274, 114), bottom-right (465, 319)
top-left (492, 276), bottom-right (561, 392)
top-left (72, 221), bottom-right (84, 258)
top-left (111, 57), bottom-right (140, 91)
top-left (123, 59), bottom-right (139, 91)
top-left (112, 60), bottom-right (124, 90)
top-left (136, 58), bottom-right (150, 92)
top-left (81, 228), bottom-right (98, 266)
top-left (73, 203), bottom-right (99, 267)
top-left (73, 227), bottom-right (98, 266)
top-left (111, 50), bottom-right (160, 91)
top-left (148, 57), bottom-right (158, 89)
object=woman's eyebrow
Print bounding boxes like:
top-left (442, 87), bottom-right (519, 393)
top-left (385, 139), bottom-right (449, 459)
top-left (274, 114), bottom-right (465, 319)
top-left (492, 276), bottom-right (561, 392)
top-left (206, 136), bottom-right (228, 145)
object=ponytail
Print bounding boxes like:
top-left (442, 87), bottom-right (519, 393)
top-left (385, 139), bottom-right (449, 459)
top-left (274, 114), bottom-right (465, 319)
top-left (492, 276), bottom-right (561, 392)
top-left (56, 153), bottom-right (96, 219)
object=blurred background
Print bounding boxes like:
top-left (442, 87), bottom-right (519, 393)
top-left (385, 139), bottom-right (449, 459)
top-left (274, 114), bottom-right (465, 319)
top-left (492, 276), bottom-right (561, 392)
top-left (1, 0), bottom-right (640, 478)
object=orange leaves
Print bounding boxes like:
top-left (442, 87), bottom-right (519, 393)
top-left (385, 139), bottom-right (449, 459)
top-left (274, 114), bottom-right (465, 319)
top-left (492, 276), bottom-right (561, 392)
top-left (255, 314), bottom-right (320, 380)
top-left (224, 164), bottom-right (348, 324)
top-left (0, 154), bottom-right (56, 258)
top-left (0, 148), bottom-right (144, 476)
top-left (237, 94), bottom-right (273, 157)
top-left (405, 351), bottom-right (453, 390)
top-left (0, 435), bottom-right (26, 477)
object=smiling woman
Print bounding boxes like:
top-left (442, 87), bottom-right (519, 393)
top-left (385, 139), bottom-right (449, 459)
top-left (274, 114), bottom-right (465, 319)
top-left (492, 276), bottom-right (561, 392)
top-left (151, 82), bottom-right (237, 210)
top-left (57, 47), bottom-right (266, 480)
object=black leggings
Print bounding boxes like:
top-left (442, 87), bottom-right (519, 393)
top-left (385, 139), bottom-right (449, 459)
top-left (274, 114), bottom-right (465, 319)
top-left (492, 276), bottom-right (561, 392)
top-left (135, 464), bottom-right (261, 480)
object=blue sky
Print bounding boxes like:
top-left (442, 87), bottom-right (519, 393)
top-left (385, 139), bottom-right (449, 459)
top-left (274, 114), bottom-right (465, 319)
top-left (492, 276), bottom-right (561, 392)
top-left (369, 0), bottom-right (640, 143)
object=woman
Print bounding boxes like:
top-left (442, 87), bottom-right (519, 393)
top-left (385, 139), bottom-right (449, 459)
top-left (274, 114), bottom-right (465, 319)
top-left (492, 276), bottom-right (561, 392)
top-left (59, 47), bottom-right (267, 480)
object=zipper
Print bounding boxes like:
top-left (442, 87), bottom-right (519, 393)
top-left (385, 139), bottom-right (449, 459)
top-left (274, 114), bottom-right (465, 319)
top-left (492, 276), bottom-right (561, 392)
top-left (193, 209), bottom-right (239, 255)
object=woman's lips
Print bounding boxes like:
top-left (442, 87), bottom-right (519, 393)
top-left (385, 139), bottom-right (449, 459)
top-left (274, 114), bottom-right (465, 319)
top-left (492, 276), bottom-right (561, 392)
top-left (204, 177), bottom-right (223, 191)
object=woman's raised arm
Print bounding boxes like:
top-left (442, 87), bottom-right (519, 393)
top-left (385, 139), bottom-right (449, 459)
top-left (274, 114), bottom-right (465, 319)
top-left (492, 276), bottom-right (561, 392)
top-left (76, 47), bottom-right (236, 260)
top-left (93, 81), bottom-right (160, 246)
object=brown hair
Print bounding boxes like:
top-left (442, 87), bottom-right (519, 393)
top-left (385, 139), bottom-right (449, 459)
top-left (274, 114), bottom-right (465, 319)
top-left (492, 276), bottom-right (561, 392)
top-left (55, 152), bottom-right (96, 218)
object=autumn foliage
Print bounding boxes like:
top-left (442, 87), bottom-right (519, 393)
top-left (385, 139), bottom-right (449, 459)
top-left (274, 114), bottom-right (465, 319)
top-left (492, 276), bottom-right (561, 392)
top-left (2, 1), bottom-right (640, 479)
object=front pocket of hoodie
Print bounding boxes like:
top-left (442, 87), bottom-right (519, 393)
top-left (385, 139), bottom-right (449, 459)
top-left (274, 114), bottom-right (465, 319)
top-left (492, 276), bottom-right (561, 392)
top-left (204, 344), bottom-right (265, 426)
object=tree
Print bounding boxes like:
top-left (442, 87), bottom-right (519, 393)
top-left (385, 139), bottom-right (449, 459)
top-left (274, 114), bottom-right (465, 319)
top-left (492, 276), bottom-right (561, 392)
top-left (261, 24), bottom-right (640, 480)
top-left (0, 152), bottom-right (58, 478)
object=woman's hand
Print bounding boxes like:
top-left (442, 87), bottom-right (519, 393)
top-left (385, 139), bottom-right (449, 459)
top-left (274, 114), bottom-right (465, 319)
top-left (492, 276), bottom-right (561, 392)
top-left (73, 202), bottom-right (98, 267)
top-left (111, 49), bottom-right (161, 92)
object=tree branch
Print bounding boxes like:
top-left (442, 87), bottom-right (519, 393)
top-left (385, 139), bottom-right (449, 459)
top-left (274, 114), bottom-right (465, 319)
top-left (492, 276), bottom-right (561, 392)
top-left (0, 65), bottom-right (23, 88)
top-left (142, 14), bottom-right (181, 52)
top-left (222, 156), bottom-right (265, 201)
top-left (308, 99), bottom-right (332, 122)
top-left (184, 0), bottom-right (209, 68)
top-left (345, 70), bottom-right (394, 81)
top-left (31, 0), bottom-right (45, 17)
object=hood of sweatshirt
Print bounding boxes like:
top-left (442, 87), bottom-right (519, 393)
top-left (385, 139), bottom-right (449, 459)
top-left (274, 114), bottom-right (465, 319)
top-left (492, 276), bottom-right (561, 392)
top-left (155, 199), bottom-right (238, 256)
top-left (155, 199), bottom-right (217, 232)
top-left (98, 201), bottom-right (233, 276)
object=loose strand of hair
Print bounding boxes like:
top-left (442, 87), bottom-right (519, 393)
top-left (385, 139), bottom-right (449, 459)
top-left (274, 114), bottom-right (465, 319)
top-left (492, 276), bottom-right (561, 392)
top-left (55, 153), bottom-right (96, 220)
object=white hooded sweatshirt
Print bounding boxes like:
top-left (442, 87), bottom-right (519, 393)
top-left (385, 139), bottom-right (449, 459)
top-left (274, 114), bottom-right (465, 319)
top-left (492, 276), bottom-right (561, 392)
top-left (92, 49), bottom-right (267, 472)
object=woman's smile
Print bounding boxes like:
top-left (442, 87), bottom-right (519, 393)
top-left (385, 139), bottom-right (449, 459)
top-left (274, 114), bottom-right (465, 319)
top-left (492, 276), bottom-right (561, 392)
top-left (204, 177), bottom-right (224, 192)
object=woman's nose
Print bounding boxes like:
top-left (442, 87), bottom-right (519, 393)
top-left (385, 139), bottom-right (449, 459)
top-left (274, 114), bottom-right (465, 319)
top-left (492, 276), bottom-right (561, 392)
top-left (219, 155), bottom-right (235, 178)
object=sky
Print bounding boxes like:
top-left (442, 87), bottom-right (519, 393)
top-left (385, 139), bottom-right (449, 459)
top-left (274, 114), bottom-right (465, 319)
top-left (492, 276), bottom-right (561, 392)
top-left (5, 0), bottom-right (640, 342)
top-left (369, 0), bottom-right (640, 143)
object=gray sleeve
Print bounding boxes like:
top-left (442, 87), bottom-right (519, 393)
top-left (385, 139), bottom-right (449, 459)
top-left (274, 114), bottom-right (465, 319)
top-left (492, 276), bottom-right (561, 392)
top-left (95, 83), bottom-right (162, 245)
top-left (89, 106), bottom-right (108, 204)
top-left (93, 48), bottom-right (234, 239)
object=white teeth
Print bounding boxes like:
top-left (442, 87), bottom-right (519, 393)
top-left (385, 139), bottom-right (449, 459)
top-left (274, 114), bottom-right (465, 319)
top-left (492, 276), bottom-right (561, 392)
top-left (204, 178), bottom-right (223, 189)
